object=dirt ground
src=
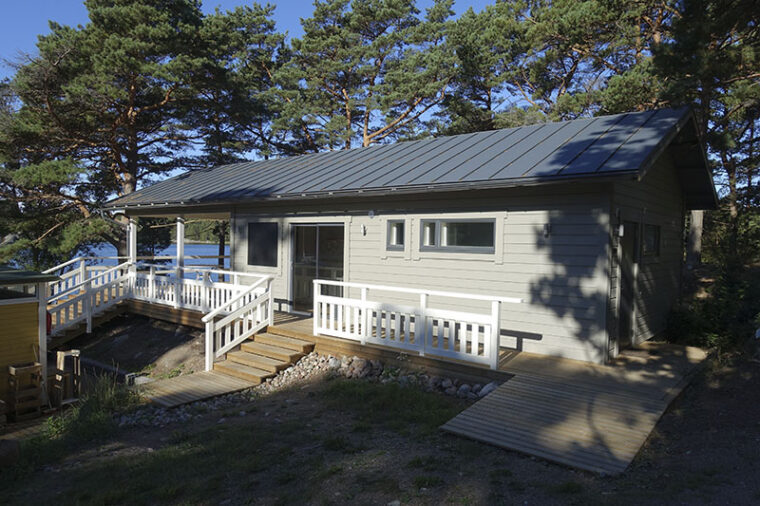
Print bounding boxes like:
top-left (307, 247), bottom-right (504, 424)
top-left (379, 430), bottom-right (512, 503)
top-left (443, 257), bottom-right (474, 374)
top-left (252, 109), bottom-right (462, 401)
top-left (2, 352), bottom-right (759, 505)
top-left (70, 314), bottom-right (205, 378)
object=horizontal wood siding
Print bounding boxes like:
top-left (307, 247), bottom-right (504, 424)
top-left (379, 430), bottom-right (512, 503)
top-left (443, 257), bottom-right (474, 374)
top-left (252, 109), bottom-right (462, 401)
top-left (0, 301), bottom-right (39, 400)
top-left (231, 185), bottom-right (612, 364)
top-left (613, 152), bottom-right (684, 345)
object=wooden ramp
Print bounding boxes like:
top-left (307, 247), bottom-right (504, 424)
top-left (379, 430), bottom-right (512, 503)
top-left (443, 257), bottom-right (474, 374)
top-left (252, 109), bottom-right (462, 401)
top-left (442, 343), bottom-right (707, 474)
top-left (141, 371), bottom-right (255, 408)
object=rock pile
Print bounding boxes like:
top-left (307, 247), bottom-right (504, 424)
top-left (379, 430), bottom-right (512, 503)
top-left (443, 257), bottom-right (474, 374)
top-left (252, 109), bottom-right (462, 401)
top-left (116, 352), bottom-right (500, 428)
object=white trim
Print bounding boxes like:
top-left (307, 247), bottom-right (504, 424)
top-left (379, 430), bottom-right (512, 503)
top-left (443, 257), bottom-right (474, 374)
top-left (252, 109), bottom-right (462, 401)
top-left (0, 296), bottom-right (38, 306)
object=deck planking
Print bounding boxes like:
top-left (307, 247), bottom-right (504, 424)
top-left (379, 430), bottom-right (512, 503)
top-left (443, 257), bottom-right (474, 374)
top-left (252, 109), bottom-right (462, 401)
top-left (140, 371), bottom-right (255, 408)
top-left (442, 343), bottom-right (708, 475)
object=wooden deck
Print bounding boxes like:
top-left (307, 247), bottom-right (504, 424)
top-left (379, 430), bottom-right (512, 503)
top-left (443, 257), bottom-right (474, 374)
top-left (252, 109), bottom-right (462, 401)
top-left (442, 343), bottom-right (708, 474)
top-left (140, 371), bottom-right (255, 408)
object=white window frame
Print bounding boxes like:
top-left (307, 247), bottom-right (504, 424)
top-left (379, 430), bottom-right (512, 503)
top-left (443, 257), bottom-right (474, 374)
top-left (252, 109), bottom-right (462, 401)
top-left (386, 220), bottom-right (405, 251)
top-left (419, 218), bottom-right (496, 254)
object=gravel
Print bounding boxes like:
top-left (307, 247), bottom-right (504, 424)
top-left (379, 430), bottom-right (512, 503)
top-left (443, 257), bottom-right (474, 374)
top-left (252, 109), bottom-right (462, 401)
top-left (116, 352), bottom-right (502, 428)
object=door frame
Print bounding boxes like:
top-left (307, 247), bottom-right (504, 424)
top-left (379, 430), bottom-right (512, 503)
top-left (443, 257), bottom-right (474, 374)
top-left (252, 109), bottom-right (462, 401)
top-left (616, 218), bottom-right (641, 351)
top-left (289, 222), bottom-right (347, 314)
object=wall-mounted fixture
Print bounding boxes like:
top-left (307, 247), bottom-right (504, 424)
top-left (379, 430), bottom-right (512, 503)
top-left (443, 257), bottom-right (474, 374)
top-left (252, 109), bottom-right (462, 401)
top-left (543, 223), bottom-right (552, 238)
top-left (617, 224), bottom-right (625, 237)
top-left (361, 224), bottom-right (367, 236)
top-left (368, 210), bottom-right (375, 218)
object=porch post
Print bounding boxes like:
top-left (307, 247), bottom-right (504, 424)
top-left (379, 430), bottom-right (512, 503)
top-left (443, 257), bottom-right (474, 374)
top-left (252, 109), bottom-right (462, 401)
top-left (127, 217), bottom-right (138, 264)
top-left (37, 282), bottom-right (48, 404)
top-left (174, 217), bottom-right (185, 309)
top-left (176, 217), bottom-right (185, 272)
top-left (127, 217), bottom-right (138, 295)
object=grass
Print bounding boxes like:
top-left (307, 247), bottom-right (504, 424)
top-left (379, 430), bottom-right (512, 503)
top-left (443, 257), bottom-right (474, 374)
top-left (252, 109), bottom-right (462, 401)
top-left (1, 374), bottom-right (141, 483)
top-left (413, 475), bottom-right (444, 489)
top-left (320, 378), bottom-right (462, 435)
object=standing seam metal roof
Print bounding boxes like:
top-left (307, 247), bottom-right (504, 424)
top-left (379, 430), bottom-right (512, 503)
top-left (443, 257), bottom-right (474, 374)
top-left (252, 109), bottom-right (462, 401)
top-left (107, 107), bottom-right (705, 208)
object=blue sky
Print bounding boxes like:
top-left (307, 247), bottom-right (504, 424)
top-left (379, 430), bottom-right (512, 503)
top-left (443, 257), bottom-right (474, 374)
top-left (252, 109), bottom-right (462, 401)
top-left (0, 0), bottom-right (491, 79)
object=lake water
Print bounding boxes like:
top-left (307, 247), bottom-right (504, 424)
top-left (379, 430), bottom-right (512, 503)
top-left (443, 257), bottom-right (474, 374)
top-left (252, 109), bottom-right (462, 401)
top-left (89, 242), bottom-right (230, 269)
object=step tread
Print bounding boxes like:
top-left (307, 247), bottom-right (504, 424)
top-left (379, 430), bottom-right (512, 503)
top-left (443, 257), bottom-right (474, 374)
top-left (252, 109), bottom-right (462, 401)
top-left (256, 332), bottom-right (314, 352)
top-left (241, 341), bottom-right (304, 362)
top-left (213, 361), bottom-right (274, 382)
top-left (227, 351), bottom-right (289, 372)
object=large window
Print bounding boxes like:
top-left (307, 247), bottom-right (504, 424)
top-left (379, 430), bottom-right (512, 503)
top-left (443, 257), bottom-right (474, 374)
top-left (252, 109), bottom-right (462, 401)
top-left (420, 219), bottom-right (495, 253)
top-left (247, 222), bottom-right (278, 267)
top-left (387, 220), bottom-right (405, 250)
top-left (643, 224), bottom-right (660, 256)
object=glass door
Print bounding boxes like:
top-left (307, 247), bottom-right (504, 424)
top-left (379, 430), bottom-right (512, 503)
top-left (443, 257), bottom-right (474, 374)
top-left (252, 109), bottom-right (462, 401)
top-left (292, 224), bottom-right (344, 312)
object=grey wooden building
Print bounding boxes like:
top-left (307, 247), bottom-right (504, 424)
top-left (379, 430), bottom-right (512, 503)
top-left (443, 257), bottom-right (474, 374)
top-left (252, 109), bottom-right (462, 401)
top-left (107, 107), bottom-right (716, 364)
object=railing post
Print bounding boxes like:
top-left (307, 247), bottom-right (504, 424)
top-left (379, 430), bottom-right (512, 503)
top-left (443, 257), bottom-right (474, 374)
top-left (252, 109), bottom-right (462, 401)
top-left (205, 321), bottom-right (214, 371)
top-left (173, 267), bottom-right (182, 309)
top-left (128, 262), bottom-right (136, 297)
top-left (84, 279), bottom-right (92, 334)
top-left (148, 265), bottom-right (156, 300)
top-left (490, 300), bottom-right (501, 370)
top-left (201, 271), bottom-right (211, 312)
top-left (313, 280), bottom-right (319, 336)
top-left (79, 259), bottom-right (87, 288)
top-left (267, 279), bottom-right (274, 326)
top-left (419, 293), bottom-right (428, 356)
top-left (360, 287), bottom-right (368, 344)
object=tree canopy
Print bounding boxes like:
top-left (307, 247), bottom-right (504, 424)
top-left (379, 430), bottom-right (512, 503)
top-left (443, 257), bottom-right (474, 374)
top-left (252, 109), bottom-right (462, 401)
top-left (0, 0), bottom-right (757, 271)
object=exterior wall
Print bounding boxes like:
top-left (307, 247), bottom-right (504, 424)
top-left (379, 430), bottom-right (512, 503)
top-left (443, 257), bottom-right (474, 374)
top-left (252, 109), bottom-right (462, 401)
top-left (231, 184), bottom-right (612, 364)
top-left (0, 300), bottom-right (39, 401)
top-left (611, 151), bottom-right (684, 348)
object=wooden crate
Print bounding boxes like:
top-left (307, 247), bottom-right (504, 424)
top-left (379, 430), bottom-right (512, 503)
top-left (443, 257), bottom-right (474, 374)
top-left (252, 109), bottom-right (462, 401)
top-left (7, 362), bottom-right (42, 422)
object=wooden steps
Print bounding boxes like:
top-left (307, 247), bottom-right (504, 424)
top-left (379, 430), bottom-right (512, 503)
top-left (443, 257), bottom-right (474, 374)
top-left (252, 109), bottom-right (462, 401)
top-left (227, 351), bottom-right (289, 373)
top-left (213, 329), bottom-right (315, 384)
top-left (213, 361), bottom-right (275, 384)
top-left (240, 341), bottom-right (304, 363)
top-left (255, 332), bottom-right (315, 353)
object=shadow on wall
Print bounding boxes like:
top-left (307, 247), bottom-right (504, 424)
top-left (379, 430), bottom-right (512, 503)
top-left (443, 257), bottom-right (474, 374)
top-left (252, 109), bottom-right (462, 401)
top-left (526, 207), bottom-right (612, 363)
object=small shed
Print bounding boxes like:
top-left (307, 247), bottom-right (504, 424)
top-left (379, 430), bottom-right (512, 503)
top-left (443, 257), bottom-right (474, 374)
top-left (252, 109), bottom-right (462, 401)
top-left (0, 266), bottom-right (57, 403)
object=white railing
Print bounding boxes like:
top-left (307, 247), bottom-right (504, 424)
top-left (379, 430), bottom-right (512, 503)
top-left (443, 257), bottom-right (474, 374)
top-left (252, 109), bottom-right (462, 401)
top-left (202, 276), bottom-right (274, 371)
top-left (130, 263), bottom-right (267, 312)
top-left (48, 262), bottom-right (131, 336)
top-left (313, 280), bottom-right (522, 369)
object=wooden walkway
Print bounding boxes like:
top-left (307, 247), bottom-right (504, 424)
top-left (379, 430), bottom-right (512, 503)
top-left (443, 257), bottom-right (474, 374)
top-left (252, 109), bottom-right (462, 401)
top-left (442, 343), bottom-right (708, 474)
top-left (140, 371), bottom-right (255, 408)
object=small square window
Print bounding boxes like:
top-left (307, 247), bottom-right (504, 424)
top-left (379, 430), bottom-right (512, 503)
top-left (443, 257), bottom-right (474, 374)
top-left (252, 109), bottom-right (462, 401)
top-left (387, 220), bottom-right (405, 250)
top-left (643, 224), bottom-right (660, 256)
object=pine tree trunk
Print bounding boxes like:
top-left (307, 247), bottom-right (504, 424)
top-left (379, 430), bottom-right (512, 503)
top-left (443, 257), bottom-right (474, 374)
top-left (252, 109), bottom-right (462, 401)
top-left (686, 210), bottom-right (704, 268)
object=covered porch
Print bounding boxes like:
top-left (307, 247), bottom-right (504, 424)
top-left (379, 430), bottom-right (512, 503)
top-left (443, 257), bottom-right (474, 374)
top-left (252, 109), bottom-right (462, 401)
top-left (43, 214), bottom-right (524, 376)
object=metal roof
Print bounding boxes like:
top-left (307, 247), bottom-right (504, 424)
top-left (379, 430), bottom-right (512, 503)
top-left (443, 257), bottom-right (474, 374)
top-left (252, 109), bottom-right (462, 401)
top-left (0, 265), bottom-right (59, 285)
top-left (107, 107), bottom-right (716, 210)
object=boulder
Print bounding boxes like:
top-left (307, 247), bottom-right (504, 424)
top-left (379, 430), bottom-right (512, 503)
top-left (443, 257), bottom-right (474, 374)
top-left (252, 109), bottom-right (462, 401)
top-left (478, 381), bottom-right (498, 397)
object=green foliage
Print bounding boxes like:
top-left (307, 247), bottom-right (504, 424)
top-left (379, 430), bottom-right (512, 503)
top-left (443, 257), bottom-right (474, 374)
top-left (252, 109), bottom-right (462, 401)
top-left (669, 265), bottom-right (760, 353)
top-left (277, 0), bottom-right (456, 149)
top-left (320, 378), bottom-right (462, 435)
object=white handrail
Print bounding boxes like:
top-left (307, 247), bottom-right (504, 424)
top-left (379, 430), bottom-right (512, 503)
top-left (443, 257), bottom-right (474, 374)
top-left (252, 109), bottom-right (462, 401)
top-left (315, 279), bottom-right (523, 304)
top-left (48, 262), bottom-right (131, 303)
top-left (202, 276), bottom-right (272, 322)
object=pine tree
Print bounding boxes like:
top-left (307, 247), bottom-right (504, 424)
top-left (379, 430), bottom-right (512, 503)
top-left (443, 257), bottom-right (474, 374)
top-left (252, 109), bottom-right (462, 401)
top-left (274, 0), bottom-right (456, 150)
top-left (1, 0), bottom-right (206, 259)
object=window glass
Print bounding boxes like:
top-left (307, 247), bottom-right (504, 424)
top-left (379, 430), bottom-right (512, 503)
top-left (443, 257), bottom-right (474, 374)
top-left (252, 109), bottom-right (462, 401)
top-left (0, 283), bottom-right (36, 300)
top-left (643, 224), bottom-right (660, 256)
top-left (420, 219), bottom-right (495, 252)
top-left (442, 221), bottom-right (494, 248)
top-left (422, 221), bottom-right (437, 247)
top-left (247, 222), bottom-right (278, 267)
top-left (387, 221), bottom-right (405, 249)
